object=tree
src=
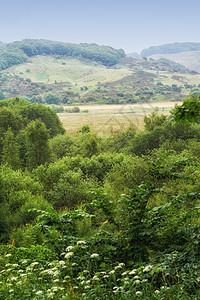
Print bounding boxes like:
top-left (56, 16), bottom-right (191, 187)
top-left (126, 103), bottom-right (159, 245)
top-left (172, 94), bottom-right (200, 124)
top-left (45, 93), bottom-right (61, 105)
top-left (25, 120), bottom-right (52, 170)
top-left (1, 128), bottom-right (21, 169)
top-left (144, 112), bottom-right (167, 131)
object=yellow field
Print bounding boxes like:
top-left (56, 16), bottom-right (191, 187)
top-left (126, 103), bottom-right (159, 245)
top-left (59, 102), bottom-right (180, 136)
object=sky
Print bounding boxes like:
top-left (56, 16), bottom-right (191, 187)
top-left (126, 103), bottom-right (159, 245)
top-left (1, 0), bottom-right (200, 53)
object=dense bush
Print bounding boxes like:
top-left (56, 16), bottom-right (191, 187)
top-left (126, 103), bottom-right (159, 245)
top-left (1, 96), bottom-right (200, 298)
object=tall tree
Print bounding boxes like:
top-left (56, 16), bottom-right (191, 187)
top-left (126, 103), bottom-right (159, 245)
top-left (1, 128), bottom-right (21, 170)
top-left (25, 119), bottom-right (52, 171)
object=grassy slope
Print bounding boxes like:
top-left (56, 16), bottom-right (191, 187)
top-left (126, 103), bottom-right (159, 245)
top-left (1, 55), bottom-right (200, 104)
top-left (150, 51), bottom-right (200, 72)
top-left (2, 56), bottom-right (131, 92)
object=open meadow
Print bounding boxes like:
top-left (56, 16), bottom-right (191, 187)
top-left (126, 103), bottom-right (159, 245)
top-left (59, 101), bottom-right (180, 135)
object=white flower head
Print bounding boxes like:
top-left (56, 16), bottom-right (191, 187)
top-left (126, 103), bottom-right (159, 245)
top-left (143, 265), bottom-right (153, 273)
top-left (77, 240), bottom-right (86, 245)
top-left (35, 291), bottom-right (43, 295)
top-left (5, 254), bottom-right (12, 258)
top-left (66, 246), bottom-right (74, 252)
top-left (90, 253), bottom-right (99, 258)
top-left (30, 262), bottom-right (39, 268)
top-left (136, 291), bottom-right (142, 296)
top-left (122, 271), bottom-right (128, 276)
top-left (129, 269), bottom-right (137, 275)
top-left (64, 252), bottom-right (74, 259)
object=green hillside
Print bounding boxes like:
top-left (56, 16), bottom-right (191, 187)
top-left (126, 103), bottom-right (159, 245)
top-left (0, 39), bottom-right (125, 70)
top-left (1, 54), bottom-right (200, 105)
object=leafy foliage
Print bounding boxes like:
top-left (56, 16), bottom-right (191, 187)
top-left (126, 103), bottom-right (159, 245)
top-left (1, 97), bottom-right (200, 298)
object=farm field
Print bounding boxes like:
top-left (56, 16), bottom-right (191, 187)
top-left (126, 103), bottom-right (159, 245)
top-left (59, 101), bottom-right (180, 135)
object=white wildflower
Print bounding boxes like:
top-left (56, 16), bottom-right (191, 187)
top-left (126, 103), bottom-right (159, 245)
top-left (155, 290), bottom-right (160, 294)
top-left (71, 263), bottom-right (78, 267)
top-left (115, 265), bottom-right (123, 270)
top-left (129, 269), bottom-right (136, 275)
top-left (143, 265), bottom-right (153, 273)
top-left (90, 253), bottom-right (99, 258)
top-left (122, 271), bottom-right (128, 276)
top-left (51, 287), bottom-right (59, 292)
top-left (21, 259), bottom-right (28, 264)
top-left (84, 285), bottom-right (90, 289)
top-left (119, 263), bottom-right (125, 267)
top-left (10, 277), bottom-right (17, 281)
top-left (30, 262), bottom-right (39, 268)
top-left (93, 275), bottom-right (100, 281)
top-left (66, 246), bottom-right (74, 251)
top-left (77, 276), bottom-right (85, 280)
top-left (64, 252), bottom-right (74, 259)
top-left (35, 291), bottom-right (43, 295)
top-left (109, 270), bottom-right (115, 275)
top-left (77, 240), bottom-right (86, 245)
top-left (135, 280), bottom-right (140, 284)
top-left (5, 254), bottom-right (12, 258)
top-left (136, 291), bottom-right (142, 296)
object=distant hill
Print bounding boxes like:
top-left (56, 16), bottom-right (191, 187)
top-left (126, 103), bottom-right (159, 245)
top-left (150, 51), bottom-right (200, 73)
top-left (141, 42), bottom-right (200, 57)
top-left (0, 39), bottom-right (125, 70)
top-left (126, 52), bottom-right (140, 58)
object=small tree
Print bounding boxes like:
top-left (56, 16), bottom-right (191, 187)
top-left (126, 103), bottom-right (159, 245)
top-left (45, 93), bottom-right (60, 105)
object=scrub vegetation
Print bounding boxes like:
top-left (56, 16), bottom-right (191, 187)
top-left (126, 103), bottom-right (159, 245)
top-left (1, 95), bottom-right (200, 299)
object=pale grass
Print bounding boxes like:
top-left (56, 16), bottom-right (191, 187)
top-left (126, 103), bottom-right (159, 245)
top-left (59, 102), bottom-right (180, 136)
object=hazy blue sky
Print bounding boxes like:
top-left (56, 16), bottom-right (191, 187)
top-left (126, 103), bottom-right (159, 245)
top-left (1, 0), bottom-right (200, 53)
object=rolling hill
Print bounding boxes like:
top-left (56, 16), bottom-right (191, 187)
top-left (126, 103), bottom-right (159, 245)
top-left (0, 40), bottom-right (200, 105)
top-left (150, 51), bottom-right (200, 73)
top-left (141, 42), bottom-right (200, 73)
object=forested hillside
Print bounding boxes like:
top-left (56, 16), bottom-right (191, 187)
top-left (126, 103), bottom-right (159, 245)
top-left (0, 39), bottom-right (125, 70)
top-left (1, 96), bottom-right (200, 298)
